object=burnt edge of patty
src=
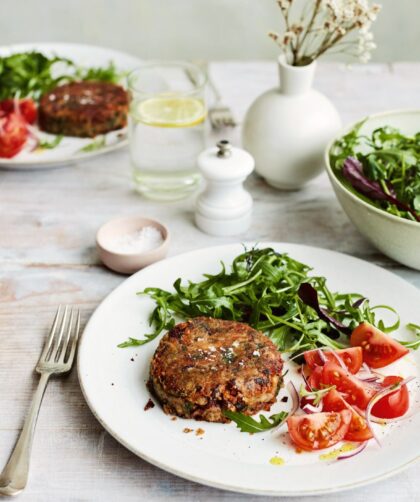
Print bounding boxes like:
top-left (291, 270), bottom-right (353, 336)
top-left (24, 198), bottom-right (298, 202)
top-left (148, 317), bottom-right (284, 423)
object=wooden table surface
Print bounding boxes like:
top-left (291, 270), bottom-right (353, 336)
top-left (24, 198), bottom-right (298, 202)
top-left (1, 61), bottom-right (419, 502)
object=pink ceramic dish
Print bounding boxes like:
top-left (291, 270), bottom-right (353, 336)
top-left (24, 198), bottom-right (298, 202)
top-left (96, 216), bottom-right (170, 275)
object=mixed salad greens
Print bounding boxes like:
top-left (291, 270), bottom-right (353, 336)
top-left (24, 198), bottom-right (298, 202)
top-left (329, 122), bottom-right (420, 223)
top-left (0, 51), bottom-right (121, 100)
top-left (119, 247), bottom-right (410, 352)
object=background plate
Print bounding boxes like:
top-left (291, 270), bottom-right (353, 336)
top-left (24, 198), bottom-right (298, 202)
top-left (78, 243), bottom-right (420, 496)
top-left (0, 42), bottom-right (142, 169)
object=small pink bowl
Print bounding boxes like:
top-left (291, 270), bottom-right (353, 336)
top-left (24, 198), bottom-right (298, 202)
top-left (96, 215), bottom-right (170, 275)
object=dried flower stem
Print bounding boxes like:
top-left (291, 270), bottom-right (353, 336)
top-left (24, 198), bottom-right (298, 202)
top-left (269, 0), bottom-right (381, 66)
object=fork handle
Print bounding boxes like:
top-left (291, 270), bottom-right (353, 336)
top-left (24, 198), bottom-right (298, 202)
top-left (0, 373), bottom-right (50, 496)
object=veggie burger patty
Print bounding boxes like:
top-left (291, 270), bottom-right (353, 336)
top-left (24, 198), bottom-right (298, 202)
top-left (38, 81), bottom-right (128, 138)
top-left (148, 317), bottom-right (283, 423)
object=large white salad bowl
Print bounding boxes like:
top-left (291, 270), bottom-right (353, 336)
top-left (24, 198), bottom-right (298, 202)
top-left (325, 109), bottom-right (420, 270)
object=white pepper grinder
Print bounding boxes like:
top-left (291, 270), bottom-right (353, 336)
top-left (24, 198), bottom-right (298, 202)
top-left (195, 140), bottom-right (255, 236)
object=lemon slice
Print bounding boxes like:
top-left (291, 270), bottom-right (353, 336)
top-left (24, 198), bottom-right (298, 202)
top-left (135, 96), bottom-right (206, 128)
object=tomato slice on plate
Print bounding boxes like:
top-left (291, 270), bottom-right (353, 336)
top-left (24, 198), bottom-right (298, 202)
top-left (371, 376), bottom-right (409, 419)
top-left (351, 322), bottom-right (409, 368)
top-left (323, 389), bottom-right (373, 442)
top-left (0, 98), bottom-right (37, 124)
top-left (0, 112), bottom-right (28, 158)
top-left (307, 365), bottom-right (323, 390)
top-left (304, 347), bottom-right (363, 374)
top-left (322, 362), bottom-right (377, 409)
top-left (287, 410), bottom-right (352, 451)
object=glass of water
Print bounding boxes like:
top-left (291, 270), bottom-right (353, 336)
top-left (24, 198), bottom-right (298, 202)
top-left (128, 62), bottom-right (207, 201)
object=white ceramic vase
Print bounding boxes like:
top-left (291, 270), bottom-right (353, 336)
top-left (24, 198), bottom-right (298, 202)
top-left (242, 56), bottom-right (342, 190)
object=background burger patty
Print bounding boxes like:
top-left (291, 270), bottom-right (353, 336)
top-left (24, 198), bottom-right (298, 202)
top-left (148, 317), bottom-right (283, 423)
top-left (38, 81), bottom-right (129, 138)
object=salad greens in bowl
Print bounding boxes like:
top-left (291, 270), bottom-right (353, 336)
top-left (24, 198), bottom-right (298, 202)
top-left (325, 109), bottom-right (420, 270)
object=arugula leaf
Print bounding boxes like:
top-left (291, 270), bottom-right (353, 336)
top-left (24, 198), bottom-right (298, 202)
top-left (75, 61), bottom-right (123, 84)
top-left (299, 384), bottom-right (335, 405)
top-left (79, 136), bottom-right (106, 153)
top-left (398, 323), bottom-right (420, 350)
top-left (119, 247), bottom-right (399, 351)
top-left (37, 135), bottom-right (63, 150)
top-left (223, 410), bottom-right (288, 433)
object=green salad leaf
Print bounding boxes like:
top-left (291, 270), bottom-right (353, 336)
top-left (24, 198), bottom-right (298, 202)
top-left (37, 135), bottom-right (63, 150)
top-left (79, 136), bottom-right (106, 153)
top-left (118, 247), bottom-right (400, 352)
top-left (223, 410), bottom-right (288, 433)
top-left (0, 51), bottom-right (122, 101)
top-left (329, 123), bottom-right (420, 222)
top-left (399, 323), bottom-right (420, 350)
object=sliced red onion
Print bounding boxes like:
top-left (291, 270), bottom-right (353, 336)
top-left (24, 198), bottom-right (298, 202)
top-left (365, 376), bottom-right (416, 447)
top-left (301, 368), bottom-right (313, 391)
top-left (26, 124), bottom-right (40, 152)
top-left (317, 348), bottom-right (327, 364)
top-left (357, 373), bottom-right (381, 383)
top-left (287, 381), bottom-right (300, 416)
top-left (302, 402), bottom-right (323, 414)
top-left (362, 362), bottom-right (372, 374)
top-left (337, 441), bottom-right (368, 460)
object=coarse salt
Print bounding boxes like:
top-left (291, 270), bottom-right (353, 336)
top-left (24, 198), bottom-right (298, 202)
top-left (110, 226), bottom-right (164, 254)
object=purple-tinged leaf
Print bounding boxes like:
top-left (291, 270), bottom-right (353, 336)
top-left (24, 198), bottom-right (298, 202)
top-left (343, 157), bottom-right (420, 222)
top-left (343, 157), bottom-right (387, 201)
top-left (352, 297), bottom-right (366, 309)
top-left (298, 283), bottom-right (351, 335)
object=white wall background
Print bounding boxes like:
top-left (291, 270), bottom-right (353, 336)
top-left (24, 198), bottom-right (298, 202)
top-left (1, 0), bottom-right (419, 62)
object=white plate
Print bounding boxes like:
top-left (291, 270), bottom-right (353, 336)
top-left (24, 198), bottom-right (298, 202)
top-left (0, 42), bottom-right (142, 170)
top-left (78, 243), bottom-right (420, 496)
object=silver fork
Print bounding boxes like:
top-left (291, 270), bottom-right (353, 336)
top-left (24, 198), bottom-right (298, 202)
top-left (0, 306), bottom-right (80, 497)
top-left (187, 62), bottom-right (237, 130)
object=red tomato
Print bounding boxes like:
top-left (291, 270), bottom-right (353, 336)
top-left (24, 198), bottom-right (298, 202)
top-left (304, 347), bottom-right (363, 374)
top-left (323, 389), bottom-right (373, 442)
top-left (0, 112), bottom-right (28, 158)
top-left (0, 98), bottom-right (37, 124)
top-left (307, 365), bottom-right (323, 390)
top-left (351, 322), bottom-right (409, 369)
top-left (287, 411), bottom-right (352, 451)
top-left (371, 376), bottom-right (409, 419)
top-left (19, 99), bottom-right (37, 124)
top-left (322, 362), bottom-right (377, 410)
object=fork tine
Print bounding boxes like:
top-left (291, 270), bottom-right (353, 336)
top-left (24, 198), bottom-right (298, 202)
top-left (66, 310), bottom-right (81, 365)
top-left (59, 308), bottom-right (74, 362)
top-left (51, 305), bottom-right (68, 362)
top-left (39, 305), bottom-right (62, 362)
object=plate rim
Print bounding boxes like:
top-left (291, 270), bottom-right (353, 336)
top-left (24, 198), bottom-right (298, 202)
top-left (0, 41), bottom-right (141, 169)
top-left (77, 242), bottom-right (420, 496)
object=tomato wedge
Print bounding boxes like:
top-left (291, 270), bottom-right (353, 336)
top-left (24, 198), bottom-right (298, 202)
top-left (351, 322), bottom-right (409, 368)
top-left (0, 98), bottom-right (37, 124)
top-left (287, 411), bottom-right (352, 451)
top-left (371, 376), bottom-right (409, 419)
top-left (323, 389), bottom-right (373, 441)
top-left (0, 112), bottom-right (28, 158)
top-left (307, 365), bottom-right (323, 390)
top-left (304, 347), bottom-right (363, 374)
top-left (322, 362), bottom-right (377, 409)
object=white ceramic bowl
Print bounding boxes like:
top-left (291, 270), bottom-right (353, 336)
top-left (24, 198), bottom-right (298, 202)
top-left (325, 109), bottom-right (420, 270)
top-left (96, 216), bottom-right (170, 275)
